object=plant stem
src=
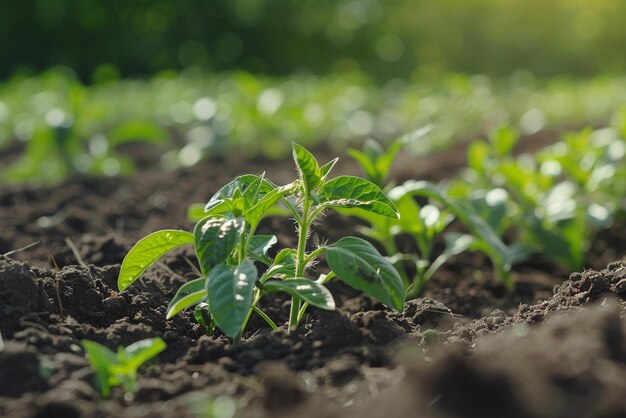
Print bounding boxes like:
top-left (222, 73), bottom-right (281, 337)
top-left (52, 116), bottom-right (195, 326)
top-left (252, 306), bottom-right (278, 330)
top-left (289, 198), bottom-right (311, 332)
top-left (240, 289), bottom-right (262, 334)
top-left (238, 228), bottom-right (248, 264)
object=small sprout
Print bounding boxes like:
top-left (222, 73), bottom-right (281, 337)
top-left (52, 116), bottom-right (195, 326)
top-left (347, 136), bottom-right (513, 299)
top-left (81, 337), bottom-right (166, 398)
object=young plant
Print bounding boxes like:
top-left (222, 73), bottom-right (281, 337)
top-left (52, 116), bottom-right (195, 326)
top-left (81, 337), bottom-right (166, 398)
top-left (117, 143), bottom-right (404, 342)
top-left (450, 125), bottom-right (618, 270)
top-left (347, 136), bottom-right (513, 298)
top-left (346, 125), bottom-right (432, 188)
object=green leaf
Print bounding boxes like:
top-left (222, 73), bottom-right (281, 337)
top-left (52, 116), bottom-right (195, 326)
top-left (469, 188), bottom-right (509, 234)
top-left (194, 217), bottom-right (244, 277)
top-left (194, 302), bottom-right (212, 333)
top-left (207, 260), bottom-right (257, 338)
top-left (530, 215), bottom-right (586, 270)
top-left (205, 175), bottom-right (276, 215)
top-left (327, 236), bottom-right (405, 311)
top-left (244, 182), bottom-right (296, 228)
top-left (81, 339), bottom-right (118, 397)
top-left (166, 278), bottom-right (208, 319)
top-left (320, 158), bottom-right (339, 179)
top-left (292, 143), bottom-right (322, 193)
top-left (347, 126), bottom-right (431, 187)
top-left (263, 249), bottom-right (296, 280)
top-left (318, 175), bottom-right (398, 218)
top-left (248, 235), bottom-right (278, 265)
top-left (187, 203), bottom-right (206, 222)
top-left (263, 279), bottom-right (335, 310)
top-left (393, 194), bottom-right (424, 235)
top-left (122, 337), bottom-right (167, 371)
top-left (118, 230), bottom-right (194, 291)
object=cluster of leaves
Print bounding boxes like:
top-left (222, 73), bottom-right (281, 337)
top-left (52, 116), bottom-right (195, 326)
top-left (117, 143), bottom-right (403, 341)
top-left (81, 338), bottom-right (166, 398)
top-left (346, 132), bottom-right (512, 298)
top-left (448, 124), bottom-right (625, 270)
top-left (3, 70), bottom-right (626, 183)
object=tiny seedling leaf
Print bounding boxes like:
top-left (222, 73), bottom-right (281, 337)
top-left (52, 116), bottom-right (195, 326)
top-left (263, 278), bottom-right (335, 310)
top-left (81, 337), bottom-right (165, 398)
top-left (194, 302), bottom-right (212, 333)
top-left (122, 338), bottom-right (167, 371)
top-left (207, 260), bottom-right (257, 338)
top-left (166, 277), bottom-right (208, 319)
top-left (327, 236), bottom-right (405, 311)
top-left (118, 230), bottom-right (194, 291)
top-left (81, 340), bottom-right (118, 397)
top-left (292, 143), bottom-right (322, 193)
top-left (318, 176), bottom-right (398, 218)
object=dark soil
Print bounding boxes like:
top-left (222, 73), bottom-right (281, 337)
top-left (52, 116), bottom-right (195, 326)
top-left (2, 134), bottom-right (626, 418)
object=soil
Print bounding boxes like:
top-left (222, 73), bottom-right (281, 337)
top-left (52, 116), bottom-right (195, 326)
top-left (2, 132), bottom-right (626, 418)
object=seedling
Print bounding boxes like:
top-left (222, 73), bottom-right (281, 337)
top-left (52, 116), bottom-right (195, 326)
top-left (117, 143), bottom-right (403, 342)
top-left (346, 125), bottom-right (433, 188)
top-left (451, 125), bottom-right (618, 270)
top-left (347, 137), bottom-right (513, 298)
top-left (81, 337), bottom-right (166, 398)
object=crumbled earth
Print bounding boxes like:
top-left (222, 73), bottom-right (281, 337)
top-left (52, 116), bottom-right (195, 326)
top-left (2, 141), bottom-right (626, 418)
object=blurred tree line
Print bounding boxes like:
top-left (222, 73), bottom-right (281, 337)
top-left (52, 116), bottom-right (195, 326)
top-left (2, 0), bottom-right (625, 82)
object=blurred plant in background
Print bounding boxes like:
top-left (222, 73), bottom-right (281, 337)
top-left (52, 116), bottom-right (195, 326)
top-left (447, 122), bottom-right (626, 270)
top-left (3, 68), bottom-right (626, 184)
top-left (2, 0), bottom-right (626, 184)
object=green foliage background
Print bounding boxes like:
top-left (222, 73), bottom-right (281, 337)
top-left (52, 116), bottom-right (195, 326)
top-left (3, 0), bottom-right (625, 81)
